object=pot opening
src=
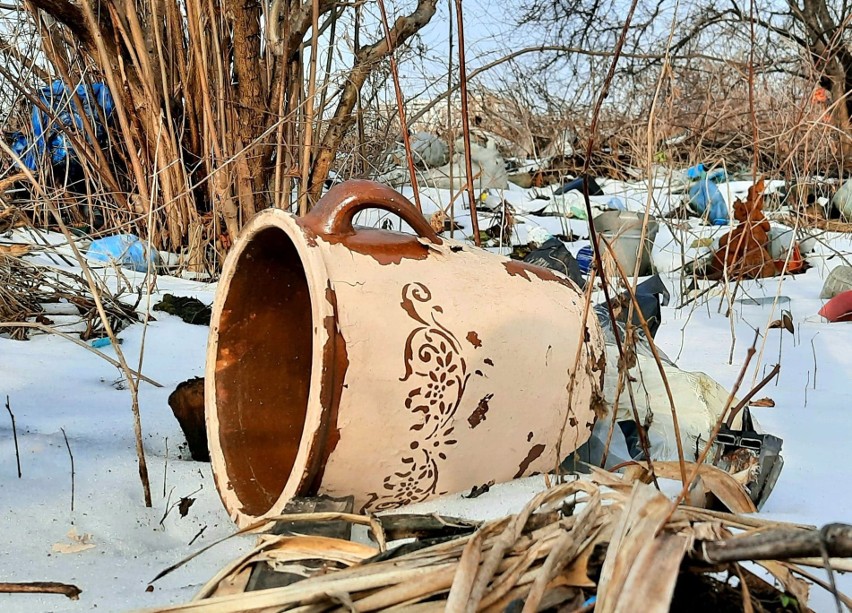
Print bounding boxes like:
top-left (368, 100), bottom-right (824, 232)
top-left (214, 226), bottom-right (313, 517)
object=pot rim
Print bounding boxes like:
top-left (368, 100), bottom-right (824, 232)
top-left (206, 208), bottom-right (334, 528)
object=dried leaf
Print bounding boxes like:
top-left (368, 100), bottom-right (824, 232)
top-left (757, 560), bottom-right (810, 606)
top-left (52, 528), bottom-right (95, 554)
top-left (768, 311), bottom-right (794, 335)
top-left (596, 483), bottom-right (687, 613)
top-left (653, 461), bottom-right (757, 514)
top-left (0, 244), bottom-right (30, 257)
top-left (749, 397), bottom-right (776, 408)
top-left (178, 496), bottom-right (195, 518)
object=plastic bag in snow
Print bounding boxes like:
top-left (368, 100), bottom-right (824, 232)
top-left (87, 234), bottom-right (158, 272)
top-left (688, 179), bottom-right (728, 224)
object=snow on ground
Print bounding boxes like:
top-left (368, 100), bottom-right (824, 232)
top-left (1, 176), bottom-right (852, 611)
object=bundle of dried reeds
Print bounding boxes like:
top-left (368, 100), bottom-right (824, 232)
top-left (0, 0), bottom-right (438, 273)
top-left (142, 471), bottom-right (852, 612)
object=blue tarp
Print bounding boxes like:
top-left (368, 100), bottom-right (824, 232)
top-left (10, 80), bottom-right (114, 171)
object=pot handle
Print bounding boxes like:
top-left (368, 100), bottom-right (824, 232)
top-left (307, 179), bottom-right (442, 245)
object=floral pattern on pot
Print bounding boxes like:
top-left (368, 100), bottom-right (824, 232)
top-left (362, 282), bottom-right (471, 511)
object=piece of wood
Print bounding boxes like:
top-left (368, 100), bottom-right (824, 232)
top-left (167, 377), bottom-right (208, 461)
top-left (378, 513), bottom-right (480, 542)
top-left (696, 523), bottom-right (852, 563)
top-left (0, 582), bottom-right (81, 599)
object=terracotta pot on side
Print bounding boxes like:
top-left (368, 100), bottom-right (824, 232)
top-left (206, 180), bottom-right (606, 527)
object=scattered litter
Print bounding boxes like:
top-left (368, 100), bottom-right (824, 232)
top-left (554, 175), bottom-right (604, 196)
top-left (821, 265), bottom-right (852, 299)
top-left (594, 210), bottom-right (659, 277)
top-left (707, 180), bottom-right (776, 279)
top-left (577, 244), bottom-right (594, 274)
top-left (86, 234), bottom-right (159, 273)
top-left (819, 290), bottom-right (852, 322)
top-left (688, 175), bottom-right (728, 224)
top-left (523, 232), bottom-right (585, 287)
top-left (716, 407), bottom-right (784, 510)
top-left (409, 132), bottom-right (449, 168)
top-left (832, 177), bottom-right (852, 220)
top-left (11, 80), bottom-right (114, 171)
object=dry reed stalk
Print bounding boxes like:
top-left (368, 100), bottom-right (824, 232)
top-left (453, 0), bottom-right (480, 247)
top-left (376, 0), bottom-right (422, 213)
top-left (298, 0), bottom-right (320, 216)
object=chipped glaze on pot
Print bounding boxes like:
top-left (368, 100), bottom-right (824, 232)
top-left (206, 180), bottom-right (606, 527)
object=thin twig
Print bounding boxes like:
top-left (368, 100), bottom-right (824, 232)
top-left (0, 582), bottom-right (81, 599)
top-left (60, 427), bottom-right (75, 514)
top-left (5, 395), bottom-right (21, 478)
top-left (0, 322), bottom-right (162, 387)
top-left (188, 525), bottom-right (207, 546)
top-left (663, 332), bottom-right (760, 526)
top-left (376, 0), bottom-right (422, 213)
top-left (0, 138), bottom-right (154, 507)
top-left (599, 236), bottom-right (687, 484)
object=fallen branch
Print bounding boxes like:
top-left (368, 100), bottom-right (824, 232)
top-left (696, 524), bottom-right (852, 564)
top-left (0, 582), bottom-right (82, 599)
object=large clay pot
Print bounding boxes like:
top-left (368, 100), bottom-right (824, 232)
top-left (206, 180), bottom-right (606, 527)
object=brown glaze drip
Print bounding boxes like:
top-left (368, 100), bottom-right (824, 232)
top-left (468, 393), bottom-right (493, 428)
top-left (503, 260), bottom-right (576, 289)
top-left (514, 443), bottom-right (546, 478)
top-left (466, 331), bottom-right (482, 348)
top-left (214, 227), bottom-right (313, 517)
top-left (306, 284), bottom-right (350, 493)
top-left (300, 180), bottom-right (442, 266)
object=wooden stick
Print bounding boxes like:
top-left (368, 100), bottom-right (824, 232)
top-left (5, 395), bottom-right (21, 478)
top-left (695, 524), bottom-right (852, 564)
top-left (0, 582), bottom-right (81, 599)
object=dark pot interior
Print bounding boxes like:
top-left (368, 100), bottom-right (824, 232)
top-left (213, 226), bottom-right (314, 517)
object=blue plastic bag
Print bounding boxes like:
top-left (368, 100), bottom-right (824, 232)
top-left (87, 234), bottom-right (159, 272)
top-left (11, 79), bottom-right (114, 170)
top-left (689, 179), bottom-right (728, 224)
top-left (686, 163), bottom-right (705, 180)
top-left (607, 196), bottom-right (625, 210)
